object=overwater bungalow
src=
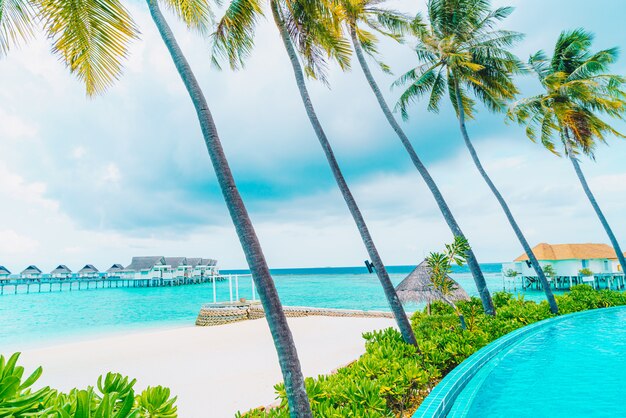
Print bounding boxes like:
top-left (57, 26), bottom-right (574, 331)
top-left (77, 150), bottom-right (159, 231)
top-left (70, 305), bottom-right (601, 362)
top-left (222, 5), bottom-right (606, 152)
top-left (0, 266), bottom-right (10, 280)
top-left (106, 264), bottom-right (125, 278)
top-left (78, 264), bottom-right (100, 278)
top-left (124, 256), bottom-right (170, 280)
top-left (187, 258), bottom-right (209, 278)
top-left (21, 265), bottom-right (42, 279)
top-left (164, 257), bottom-right (189, 278)
top-left (50, 265), bottom-right (73, 279)
top-left (502, 243), bottom-right (626, 289)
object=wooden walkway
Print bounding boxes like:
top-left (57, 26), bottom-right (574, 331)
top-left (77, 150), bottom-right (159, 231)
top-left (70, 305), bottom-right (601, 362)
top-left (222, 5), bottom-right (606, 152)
top-left (0, 275), bottom-right (228, 296)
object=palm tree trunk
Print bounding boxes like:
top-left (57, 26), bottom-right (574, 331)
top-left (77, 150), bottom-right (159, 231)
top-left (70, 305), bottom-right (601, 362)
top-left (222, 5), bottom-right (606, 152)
top-left (452, 80), bottom-right (558, 314)
top-left (271, 1), bottom-right (417, 346)
top-left (567, 146), bottom-right (626, 275)
top-left (349, 25), bottom-right (495, 316)
top-left (146, 1), bottom-right (312, 415)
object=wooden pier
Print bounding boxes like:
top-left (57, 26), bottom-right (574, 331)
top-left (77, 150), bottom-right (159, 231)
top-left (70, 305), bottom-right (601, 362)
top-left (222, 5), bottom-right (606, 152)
top-left (0, 274), bottom-right (237, 296)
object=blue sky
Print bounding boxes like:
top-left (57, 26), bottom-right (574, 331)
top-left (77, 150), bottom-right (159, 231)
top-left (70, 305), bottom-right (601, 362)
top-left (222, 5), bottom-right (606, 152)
top-left (0, 0), bottom-right (625, 271)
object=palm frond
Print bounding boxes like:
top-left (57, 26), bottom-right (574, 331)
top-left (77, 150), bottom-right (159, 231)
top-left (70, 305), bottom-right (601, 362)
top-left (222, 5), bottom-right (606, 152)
top-left (0, 0), bottom-right (36, 56)
top-left (211, 0), bottom-right (263, 69)
top-left (36, 0), bottom-right (139, 96)
top-left (160, 0), bottom-right (213, 32)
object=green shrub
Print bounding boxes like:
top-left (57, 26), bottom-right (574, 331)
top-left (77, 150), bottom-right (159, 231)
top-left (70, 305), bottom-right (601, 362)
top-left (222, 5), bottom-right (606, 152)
top-left (240, 286), bottom-right (626, 417)
top-left (0, 353), bottom-right (177, 417)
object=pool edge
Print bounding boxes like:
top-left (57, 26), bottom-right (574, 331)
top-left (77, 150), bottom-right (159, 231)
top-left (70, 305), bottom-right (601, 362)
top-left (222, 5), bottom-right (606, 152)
top-left (412, 306), bottom-right (626, 418)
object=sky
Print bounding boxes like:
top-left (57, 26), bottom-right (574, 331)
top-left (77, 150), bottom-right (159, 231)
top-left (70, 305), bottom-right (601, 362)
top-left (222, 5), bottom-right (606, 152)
top-left (0, 0), bottom-right (625, 272)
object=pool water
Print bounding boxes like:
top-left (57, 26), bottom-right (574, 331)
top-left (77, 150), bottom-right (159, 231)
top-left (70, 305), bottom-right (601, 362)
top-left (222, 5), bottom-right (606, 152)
top-left (455, 307), bottom-right (626, 417)
top-left (0, 263), bottom-right (548, 351)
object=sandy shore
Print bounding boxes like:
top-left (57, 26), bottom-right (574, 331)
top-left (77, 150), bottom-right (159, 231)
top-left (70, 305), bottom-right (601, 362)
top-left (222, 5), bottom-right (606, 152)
top-left (19, 316), bottom-right (395, 417)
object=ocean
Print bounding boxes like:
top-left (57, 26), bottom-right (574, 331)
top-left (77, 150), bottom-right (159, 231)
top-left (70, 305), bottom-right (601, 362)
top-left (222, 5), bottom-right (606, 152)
top-left (0, 263), bottom-right (544, 350)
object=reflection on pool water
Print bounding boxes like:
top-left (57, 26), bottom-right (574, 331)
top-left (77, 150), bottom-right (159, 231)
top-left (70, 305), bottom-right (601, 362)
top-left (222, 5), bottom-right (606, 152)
top-left (452, 307), bottom-right (626, 417)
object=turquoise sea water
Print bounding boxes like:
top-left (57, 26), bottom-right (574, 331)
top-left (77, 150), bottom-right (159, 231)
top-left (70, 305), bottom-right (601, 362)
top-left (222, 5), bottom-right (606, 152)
top-left (457, 307), bottom-right (626, 417)
top-left (0, 263), bottom-right (545, 351)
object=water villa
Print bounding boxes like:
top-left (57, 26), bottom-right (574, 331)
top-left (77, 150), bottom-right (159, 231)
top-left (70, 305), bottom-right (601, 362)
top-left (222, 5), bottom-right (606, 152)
top-left (502, 243), bottom-right (626, 290)
top-left (78, 264), bottom-right (99, 278)
top-left (107, 264), bottom-right (125, 276)
top-left (50, 265), bottom-right (72, 279)
top-left (1, 256), bottom-right (224, 295)
top-left (21, 265), bottom-right (42, 279)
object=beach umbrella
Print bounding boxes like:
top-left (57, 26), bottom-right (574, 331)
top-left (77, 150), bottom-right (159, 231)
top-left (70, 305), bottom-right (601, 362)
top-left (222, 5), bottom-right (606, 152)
top-left (395, 260), bottom-right (469, 312)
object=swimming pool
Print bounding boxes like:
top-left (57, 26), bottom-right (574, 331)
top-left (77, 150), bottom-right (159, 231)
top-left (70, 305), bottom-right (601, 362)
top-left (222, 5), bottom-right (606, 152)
top-left (417, 306), bottom-right (626, 417)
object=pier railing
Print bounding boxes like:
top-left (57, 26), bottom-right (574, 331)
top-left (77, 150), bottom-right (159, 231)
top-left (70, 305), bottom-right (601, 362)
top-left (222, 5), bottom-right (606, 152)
top-left (0, 274), bottom-right (256, 302)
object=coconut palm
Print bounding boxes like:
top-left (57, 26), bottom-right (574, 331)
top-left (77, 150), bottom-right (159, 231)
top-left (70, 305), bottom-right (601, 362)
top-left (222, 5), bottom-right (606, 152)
top-left (508, 28), bottom-right (626, 276)
top-left (337, 0), bottom-right (495, 315)
top-left (1, 0), bottom-right (312, 414)
top-left (394, 0), bottom-right (559, 314)
top-left (213, 0), bottom-right (418, 346)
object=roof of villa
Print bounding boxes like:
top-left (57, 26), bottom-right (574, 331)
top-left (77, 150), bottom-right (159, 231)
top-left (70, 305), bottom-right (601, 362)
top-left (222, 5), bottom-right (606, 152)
top-left (204, 259), bottom-right (217, 266)
top-left (78, 264), bottom-right (99, 274)
top-left (187, 258), bottom-right (202, 267)
top-left (0, 266), bottom-right (10, 274)
top-left (395, 260), bottom-right (469, 304)
top-left (21, 265), bottom-right (42, 275)
top-left (51, 265), bottom-right (72, 274)
top-left (126, 256), bottom-right (166, 272)
top-left (515, 243), bottom-right (624, 262)
top-left (164, 257), bottom-right (187, 268)
top-left (107, 264), bottom-right (125, 272)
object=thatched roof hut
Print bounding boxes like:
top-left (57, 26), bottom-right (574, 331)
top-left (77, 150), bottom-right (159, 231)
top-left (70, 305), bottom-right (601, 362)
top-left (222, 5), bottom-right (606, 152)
top-left (107, 264), bottom-right (125, 273)
top-left (0, 266), bottom-right (11, 276)
top-left (395, 260), bottom-right (469, 304)
top-left (164, 257), bottom-right (187, 268)
top-left (51, 265), bottom-right (72, 277)
top-left (21, 265), bottom-right (42, 275)
top-left (78, 264), bottom-right (99, 274)
top-left (126, 256), bottom-right (166, 272)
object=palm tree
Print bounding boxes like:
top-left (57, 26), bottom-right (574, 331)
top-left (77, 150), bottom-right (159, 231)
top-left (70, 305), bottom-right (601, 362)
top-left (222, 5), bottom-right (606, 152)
top-left (394, 0), bottom-right (559, 314)
top-left (1, 0), bottom-right (312, 415)
top-left (337, 0), bottom-right (495, 315)
top-left (508, 28), bottom-right (626, 276)
top-left (213, 0), bottom-right (419, 345)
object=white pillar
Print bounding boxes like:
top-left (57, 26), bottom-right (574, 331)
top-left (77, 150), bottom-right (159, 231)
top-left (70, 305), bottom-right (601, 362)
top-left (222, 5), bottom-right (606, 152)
top-left (251, 276), bottom-right (256, 301)
top-left (229, 275), bottom-right (233, 303)
top-left (212, 277), bottom-right (217, 304)
top-left (235, 275), bottom-right (239, 301)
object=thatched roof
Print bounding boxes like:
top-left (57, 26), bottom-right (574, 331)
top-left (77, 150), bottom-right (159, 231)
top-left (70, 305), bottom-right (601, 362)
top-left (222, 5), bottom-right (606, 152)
top-left (126, 256), bottom-right (166, 272)
top-left (78, 264), bottom-right (99, 274)
top-left (395, 260), bottom-right (469, 304)
top-left (515, 243), bottom-right (625, 261)
top-left (0, 266), bottom-right (10, 275)
top-left (21, 265), bottom-right (42, 275)
top-left (165, 257), bottom-right (187, 268)
top-left (107, 264), bottom-right (125, 273)
top-left (51, 265), bottom-right (72, 275)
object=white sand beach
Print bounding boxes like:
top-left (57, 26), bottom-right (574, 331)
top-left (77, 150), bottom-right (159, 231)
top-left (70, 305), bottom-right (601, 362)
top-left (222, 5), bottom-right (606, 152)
top-left (19, 316), bottom-right (395, 417)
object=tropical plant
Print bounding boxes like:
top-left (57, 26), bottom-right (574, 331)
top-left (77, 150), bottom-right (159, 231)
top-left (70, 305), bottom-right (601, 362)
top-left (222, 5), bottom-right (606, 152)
top-left (0, 353), bottom-right (178, 417)
top-left (0, 353), bottom-right (53, 416)
top-left (426, 236), bottom-right (471, 329)
top-left (508, 28), bottom-right (626, 275)
top-left (543, 264), bottom-right (556, 279)
top-left (336, 0), bottom-right (495, 315)
top-left (1, 0), bottom-right (311, 414)
top-left (504, 269), bottom-right (519, 278)
top-left (212, 0), bottom-right (418, 347)
top-left (241, 285), bottom-right (626, 417)
top-left (393, 0), bottom-right (558, 314)
top-left (579, 268), bottom-right (594, 277)
top-left (0, 0), bottom-right (137, 95)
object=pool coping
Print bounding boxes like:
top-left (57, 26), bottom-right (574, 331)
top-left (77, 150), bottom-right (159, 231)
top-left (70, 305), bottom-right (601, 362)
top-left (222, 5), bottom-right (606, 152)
top-left (412, 306), bottom-right (626, 418)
